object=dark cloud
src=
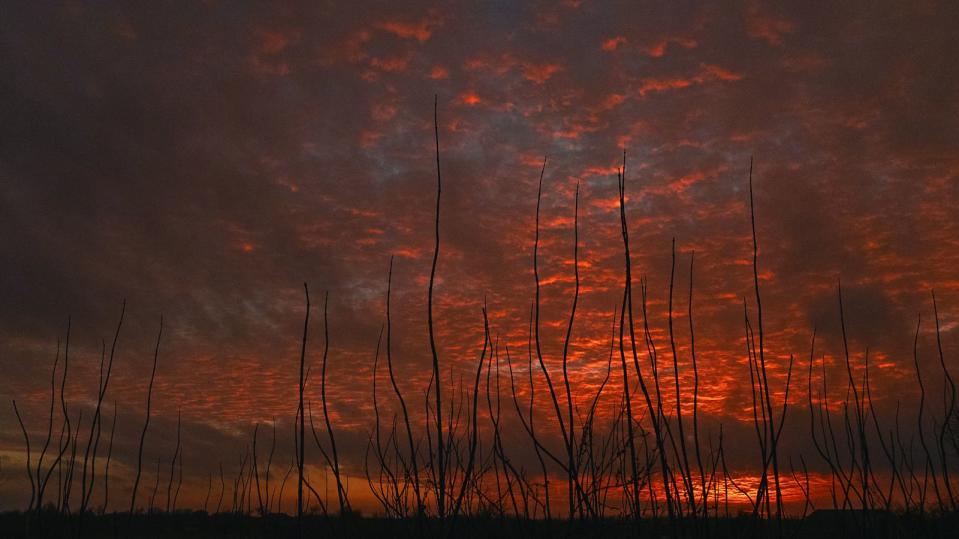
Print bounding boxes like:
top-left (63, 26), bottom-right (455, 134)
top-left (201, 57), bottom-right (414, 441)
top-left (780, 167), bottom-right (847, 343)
top-left (1, 0), bottom-right (958, 512)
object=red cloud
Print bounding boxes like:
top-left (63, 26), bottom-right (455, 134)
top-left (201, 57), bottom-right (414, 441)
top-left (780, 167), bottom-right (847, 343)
top-left (248, 28), bottom-right (300, 76)
top-left (359, 128), bottom-right (384, 148)
top-left (521, 62), bottom-right (563, 84)
top-left (374, 12), bottom-right (442, 42)
top-left (644, 36), bottom-right (698, 58)
top-left (599, 93), bottom-right (627, 111)
top-left (257, 29), bottom-right (294, 55)
top-left (318, 29), bottom-right (371, 66)
top-left (637, 64), bottom-right (742, 96)
top-left (369, 51), bottom-right (413, 73)
top-left (457, 91), bottom-right (482, 106)
top-left (371, 101), bottom-right (398, 122)
top-left (744, 3), bottom-right (795, 46)
top-left (376, 20), bottom-right (433, 42)
top-left (602, 36), bottom-right (627, 51)
top-left (465, 53), bottom-right (564, 84)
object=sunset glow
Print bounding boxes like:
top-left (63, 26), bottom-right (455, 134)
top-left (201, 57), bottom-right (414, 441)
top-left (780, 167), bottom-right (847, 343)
top-left (1, 2), bottom-right (958, 535)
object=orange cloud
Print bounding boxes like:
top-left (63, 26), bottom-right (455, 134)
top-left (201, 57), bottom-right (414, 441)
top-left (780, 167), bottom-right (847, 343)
top-left (274, 176), bottom-right (300, 193)
top-left (465, 53), bottom-right (564, 84)
top-left (599, 93), bottom-right (627, 110)
top-left (700, 63), bottom-right (743, 81)
top-left (375, 17), bottom-right (438, 42)
top-left (257, 29), bottom-right (295, 55)
top-left (521, 62), bottom-right (563, 84)
top-left (369, 51), bottom-right (413, 73)
top-left (359, 129), bottom-right (384, 148)
top-left (371, 101), bottom-right (398, 122)
top-left (644, 36), bottom-right (698, 58)
top-left (781, 52), bottom-right (830, 72)
top-left (318, 29), bottom-right (371, 66)
top-left (550, 118), bottom-right (605, 139)
top-left (647, 171), bottom-right (709, 196)
top-left (110, 17), bottom-right (137, 41)
top-left (744, 3), bottom-right (795, 46)
top-left (457, 91), bottom-right (482, 106)
top-left (637, 64), bottom-right (742, 96)
top-left (248, 28), bottom-right (300, 76)
top-left (602, 36), bottom-right (627, 51)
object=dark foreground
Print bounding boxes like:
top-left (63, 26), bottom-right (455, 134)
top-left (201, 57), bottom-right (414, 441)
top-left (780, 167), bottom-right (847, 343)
top-left (2, 511), bottom-right (957, 538)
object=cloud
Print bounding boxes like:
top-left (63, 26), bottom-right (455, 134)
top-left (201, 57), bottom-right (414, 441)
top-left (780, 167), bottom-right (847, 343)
top-left (743, 2), bottom-right (795, 46)
top-left (601, 36), bottom-right (627, 51)
top-left (0, 0), bottom-right (958, 514)
top-left (635, 64), bottom-right (742, 96)
top-left (374, 14), bottom-right (442, 42)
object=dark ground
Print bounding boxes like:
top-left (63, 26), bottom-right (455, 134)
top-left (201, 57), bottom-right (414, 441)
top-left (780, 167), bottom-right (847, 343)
top-left (1, 510), bottom-right (956, 538)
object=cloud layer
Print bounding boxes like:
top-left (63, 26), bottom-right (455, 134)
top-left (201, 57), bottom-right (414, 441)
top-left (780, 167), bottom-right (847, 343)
top-left (1, 0), bottom-right (958, 512)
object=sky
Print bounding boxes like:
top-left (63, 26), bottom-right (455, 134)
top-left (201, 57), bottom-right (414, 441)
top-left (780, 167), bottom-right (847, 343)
top-left (1, 0), bottom-right (958, 514)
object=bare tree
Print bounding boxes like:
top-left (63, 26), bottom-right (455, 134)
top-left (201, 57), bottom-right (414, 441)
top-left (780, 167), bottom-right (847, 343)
top-left (129, 316), bottom-right (162, 517)
top-left (428, 94), bottom-right (446, 520)
top-left (297, 284), bottom-right (310, 533)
